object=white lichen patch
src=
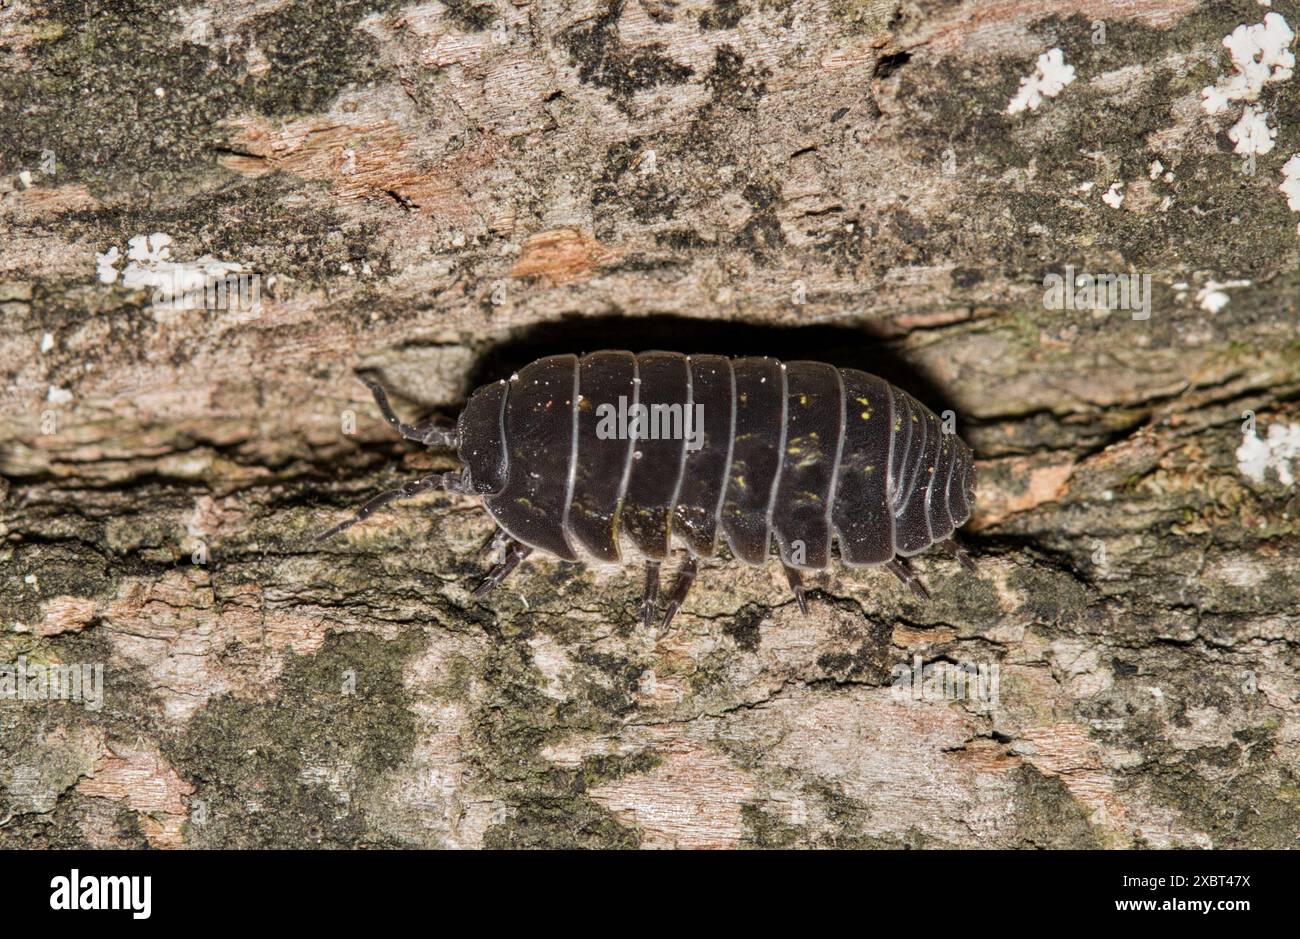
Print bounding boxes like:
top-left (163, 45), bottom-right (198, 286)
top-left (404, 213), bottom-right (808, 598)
top-left (1237, 421), bottom-right (1300, 484)
top-left (94, 246), bottom-right (120, 284)
top-left (1007, 48), bottom-right (1075, 115)
top-left (1195, 278), bottom-right (1251, 313)
top-left (46, 385), bottom-right (72, 405)
top-left (1102, 182), bottom-right (1125, 208)
top-left (1280, 153), bottom-right (1300, 210)
top-left (1148, 159), bottom-right (1164, 180)
top-left (1201, 12), bottom-right (1294, 115)
top-left (1227, 104), bottom-right (1276, 154)
top-left (95, 233), bottom-right (251, 314)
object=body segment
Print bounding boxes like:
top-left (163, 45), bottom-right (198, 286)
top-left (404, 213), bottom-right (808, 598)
top-left (567, 351), bottom-right (638, 562)
top-left (481, 354), bottom-right (580, 561)
top-left (720, 357), bottom-right (787, 565)
top-left (672, 355), bottom-right (735, 558)
top-left (771, 361), bottom-right (844, 571)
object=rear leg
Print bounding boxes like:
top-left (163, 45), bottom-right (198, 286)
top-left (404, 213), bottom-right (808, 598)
top-left (639, 561), bottom-right (661, 629)
top-left (885, 557), bottom-right (929, 600)
top-left (360, 375), bottom-right (457, 447)
top-left (316, 470), bottom-right (466, 541)
top-left (472, 539), bottom-right (534, 598)
top-left (938, 538), bottom-right (977, 572)
top-left (782, 564), bottom-right (809, 616)
top-left (659, 556), bottom-right (699, 632)
top-left (477, 526), bottom-right (512, 558)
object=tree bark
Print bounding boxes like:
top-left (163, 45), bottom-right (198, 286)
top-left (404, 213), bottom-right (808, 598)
top-left (1, 0), bottom-right (1297, 848)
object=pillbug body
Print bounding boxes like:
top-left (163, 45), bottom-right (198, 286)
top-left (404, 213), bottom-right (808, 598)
top-left (319, 351), bottom-right (977, 628)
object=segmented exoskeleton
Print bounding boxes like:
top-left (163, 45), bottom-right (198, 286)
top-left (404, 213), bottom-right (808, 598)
top-left (318, 351), bottom-right (977, 629)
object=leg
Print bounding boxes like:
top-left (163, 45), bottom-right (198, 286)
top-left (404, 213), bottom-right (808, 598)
top-left (659, 556), bottom-right (699, 632)
top-left (939, 538), bottom-right (977, 572)
top-left (316, 471), bottom-right (463, 541)
top-left (472, 539), bottom-right (534, 597)
top-left (478, 526), bottom-right (512, 558)
top-left (360, 375), bottom-right (457, 448)
top-left (783, 565), bottom-right (809, 616)
top-left (885, 557), bottom-right (929, 600)
top-left (639, 560), bottom-right (661, 629)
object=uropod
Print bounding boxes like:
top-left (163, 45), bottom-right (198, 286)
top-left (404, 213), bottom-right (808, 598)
top-left (318, 351), bottom-right (978, 629)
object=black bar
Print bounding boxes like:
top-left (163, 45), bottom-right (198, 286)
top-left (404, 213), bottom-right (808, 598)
top-left (0, 849), bottom-right (1287, 925)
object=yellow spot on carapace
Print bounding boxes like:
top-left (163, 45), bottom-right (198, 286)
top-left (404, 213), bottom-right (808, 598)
top-left (860, 410), bottom-right (872, 420)
top-left (799, 394), bottom-right (809, 406)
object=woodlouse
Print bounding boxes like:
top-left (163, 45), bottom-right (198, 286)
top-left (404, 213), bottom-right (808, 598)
top-left (318, 351), bottom-right (977, 629)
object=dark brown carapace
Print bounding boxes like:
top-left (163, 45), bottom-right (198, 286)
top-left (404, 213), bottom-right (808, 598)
top-left (318, 351), bottom-right (977, 629)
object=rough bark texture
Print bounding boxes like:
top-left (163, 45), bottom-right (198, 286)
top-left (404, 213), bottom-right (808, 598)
top-left (2, 0), bottom-right (1298, 849)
